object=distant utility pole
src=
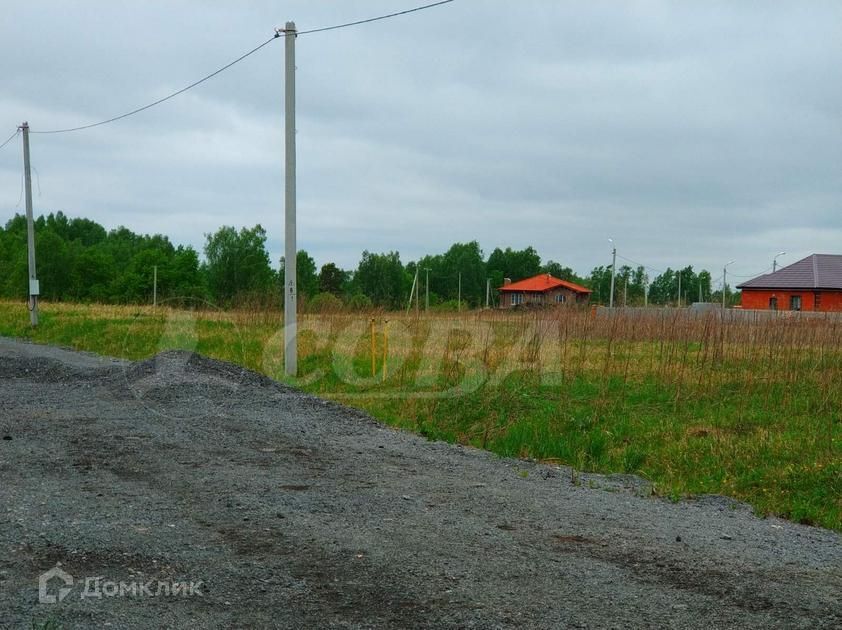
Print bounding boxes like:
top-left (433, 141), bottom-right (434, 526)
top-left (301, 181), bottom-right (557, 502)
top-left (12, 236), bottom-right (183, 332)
top-left (486, 278), bottom-right (490, 309)
top-left (20, 122), bottom-right (38, 327)
top-left (623, 276), bottom-right (628, 307)
top-left (723, 260), bottom-right (735, 309)
top-left (698, 282), bottom-right (702, 303)
top-left (608, 238), bottom-right (616, 308)
top-left (282, 22), bottom-right (297, 377)
top-left (458, 272), bottom-right (462, 311)
top-left (153, 265), bottom-right (158, 307)
top-left (773, 251), bottom-right (786, 273)
top-left (407, 267), bottom-right (418, 314)
top-left (425, 268), bottom-right (430, 312)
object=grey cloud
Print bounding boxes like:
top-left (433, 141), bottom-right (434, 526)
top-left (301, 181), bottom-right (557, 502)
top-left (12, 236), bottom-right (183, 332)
top-left (1, 0), bottom-right (840, 283)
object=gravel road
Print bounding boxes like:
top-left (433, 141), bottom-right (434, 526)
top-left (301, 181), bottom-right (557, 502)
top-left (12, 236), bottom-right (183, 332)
top-left (0, 337), bottom-right (839, 628)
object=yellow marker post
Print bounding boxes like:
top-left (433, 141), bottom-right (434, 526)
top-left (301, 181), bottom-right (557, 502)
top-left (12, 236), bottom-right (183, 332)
top-left (382, 320), bottom-right (389, 381)
top-left (370, 318), bottom-right (377, 377)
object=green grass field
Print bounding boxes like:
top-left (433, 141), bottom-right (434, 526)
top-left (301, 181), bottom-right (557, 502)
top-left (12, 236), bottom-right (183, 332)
top-left (1, 300), bottom-right (839, 530)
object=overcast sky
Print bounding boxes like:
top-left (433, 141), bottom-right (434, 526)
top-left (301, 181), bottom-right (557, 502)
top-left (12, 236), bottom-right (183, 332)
top-left (1, 1), bottom-right (840, 283)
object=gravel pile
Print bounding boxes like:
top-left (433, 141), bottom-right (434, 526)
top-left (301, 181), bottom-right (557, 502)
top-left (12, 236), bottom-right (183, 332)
top-left (0, 337), bottom-right (839, 628)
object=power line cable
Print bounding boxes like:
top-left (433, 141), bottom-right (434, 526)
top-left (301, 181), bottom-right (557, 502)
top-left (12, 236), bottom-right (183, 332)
top-left (0, 129), bottom-right (19, 150)
top-left (31, 165), bottom-right (42, 197)
top-left (30, 36), bottom-right (278, 135)
top-left (616, 254), bottom-right (665, 276)
top-left (298, 0), bottom-right (454, 35)
top-left (729, 266), bottom-right (773, 278)
top-left (29, 0), bottom-right (455, 135)
top-left (15, 168), bottom-right (24, 207)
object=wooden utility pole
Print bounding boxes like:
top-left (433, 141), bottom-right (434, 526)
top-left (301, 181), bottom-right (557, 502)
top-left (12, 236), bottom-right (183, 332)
top-left (20, 122), bottom-right (38, 326)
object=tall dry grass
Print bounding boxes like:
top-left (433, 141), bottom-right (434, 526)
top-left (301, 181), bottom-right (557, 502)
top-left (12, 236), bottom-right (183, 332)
top-left (0, 299), bottom-right (838, 529)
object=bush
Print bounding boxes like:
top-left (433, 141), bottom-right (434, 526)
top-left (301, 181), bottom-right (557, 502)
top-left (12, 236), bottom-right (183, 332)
top-left (346, 293), bottom-right (373, 310)
top-left (432, 299), bottom-right (466, 312)
top-left (307, 292), bottom-right (343, 313)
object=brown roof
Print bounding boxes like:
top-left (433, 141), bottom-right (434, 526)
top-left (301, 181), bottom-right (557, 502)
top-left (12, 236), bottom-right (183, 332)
top-left (499, 273), bottom-right (591, 294)
top-left (737, 254), bottom-right (842, 290)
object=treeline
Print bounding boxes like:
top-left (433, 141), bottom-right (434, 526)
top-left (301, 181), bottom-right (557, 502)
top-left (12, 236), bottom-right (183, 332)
top-left (0, 212), bottom-right (726, 308)
top-left (588, 265), bottom-right (718, 306)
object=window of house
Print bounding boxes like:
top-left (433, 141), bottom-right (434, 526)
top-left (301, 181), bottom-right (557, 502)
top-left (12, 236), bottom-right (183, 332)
top-left (769, 296), bottom-right (777, 310)
top-left (511, 293), bottom-right (523, 306)
top-left (555, 293), bottom-right (566, 304)
top-left (790, 295), bottom-right (802, 311)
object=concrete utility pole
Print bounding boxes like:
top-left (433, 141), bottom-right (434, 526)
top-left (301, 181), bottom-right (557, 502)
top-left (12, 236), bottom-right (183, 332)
top-left (644, 274), bottom-right (649, 307)
top-left (623, 276), bottom-right (628, 307)
top-left (283, 22), bottom-right (297, 376)
top-left (458, 272), bottom-right (461, 311)
top-left (20, 122), bottom-right (38, 326)
top-left (153, 265), bottom-right (158, 307)
top-left (486, 278), bottom-right (490, 308)
top-left (773, 251), bottom-right (786, 273)
top-left (608, 238), bottom-right (616, 308)
top-left (425, 268), bottom-right (430, 312)
top-left (723, 260), bottom-right (735, 309)
top-left (406, 268), bottom-right (418, 314)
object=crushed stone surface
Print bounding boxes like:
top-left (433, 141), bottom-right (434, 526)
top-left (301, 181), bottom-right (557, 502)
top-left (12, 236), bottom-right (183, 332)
top-left (0, 337), bottom-right (839, 628)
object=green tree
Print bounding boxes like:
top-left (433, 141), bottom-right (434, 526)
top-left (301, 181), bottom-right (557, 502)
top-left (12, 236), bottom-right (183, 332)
top-left (318, 262), bottom-right (345, 296)
top-left (486, 246), bottom-right (541, 285)
top-left (648, 268), bottom-right (676, 305)
top-left (587, 265), bottom-right (613, 305)
top-left (204, 225), bottom-right (274, 303)
top-left (355, 250), bottom-right (406, 309)
top-left (541, 260), bottom-right (587, 285)
top-left (440, 241), bottom-right (486, 306)
top-left (34, 228), bottom-right (74, 301)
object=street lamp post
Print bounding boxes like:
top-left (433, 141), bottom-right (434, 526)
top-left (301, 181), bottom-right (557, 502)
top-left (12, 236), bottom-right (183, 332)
top-left (608, 238), bottom-right (616, 308)
top-left (773, 251), bottom-right (786, 273)
top-left (723, 260), bottom-right (735, 309)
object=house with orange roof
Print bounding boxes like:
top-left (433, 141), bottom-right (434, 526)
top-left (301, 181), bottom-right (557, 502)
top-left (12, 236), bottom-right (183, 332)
top-left (498, 273), bottom-right (591, 308)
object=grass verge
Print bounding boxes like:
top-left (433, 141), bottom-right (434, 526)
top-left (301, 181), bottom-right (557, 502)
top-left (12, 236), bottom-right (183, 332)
top-left (1, 300), bottom-right (839, 530)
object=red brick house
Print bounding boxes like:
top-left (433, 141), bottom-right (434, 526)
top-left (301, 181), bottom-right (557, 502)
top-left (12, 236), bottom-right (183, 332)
top-left (498, 273), bottom-right (591, 308)
top-left (738, 254), bottom-right (842, 312)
